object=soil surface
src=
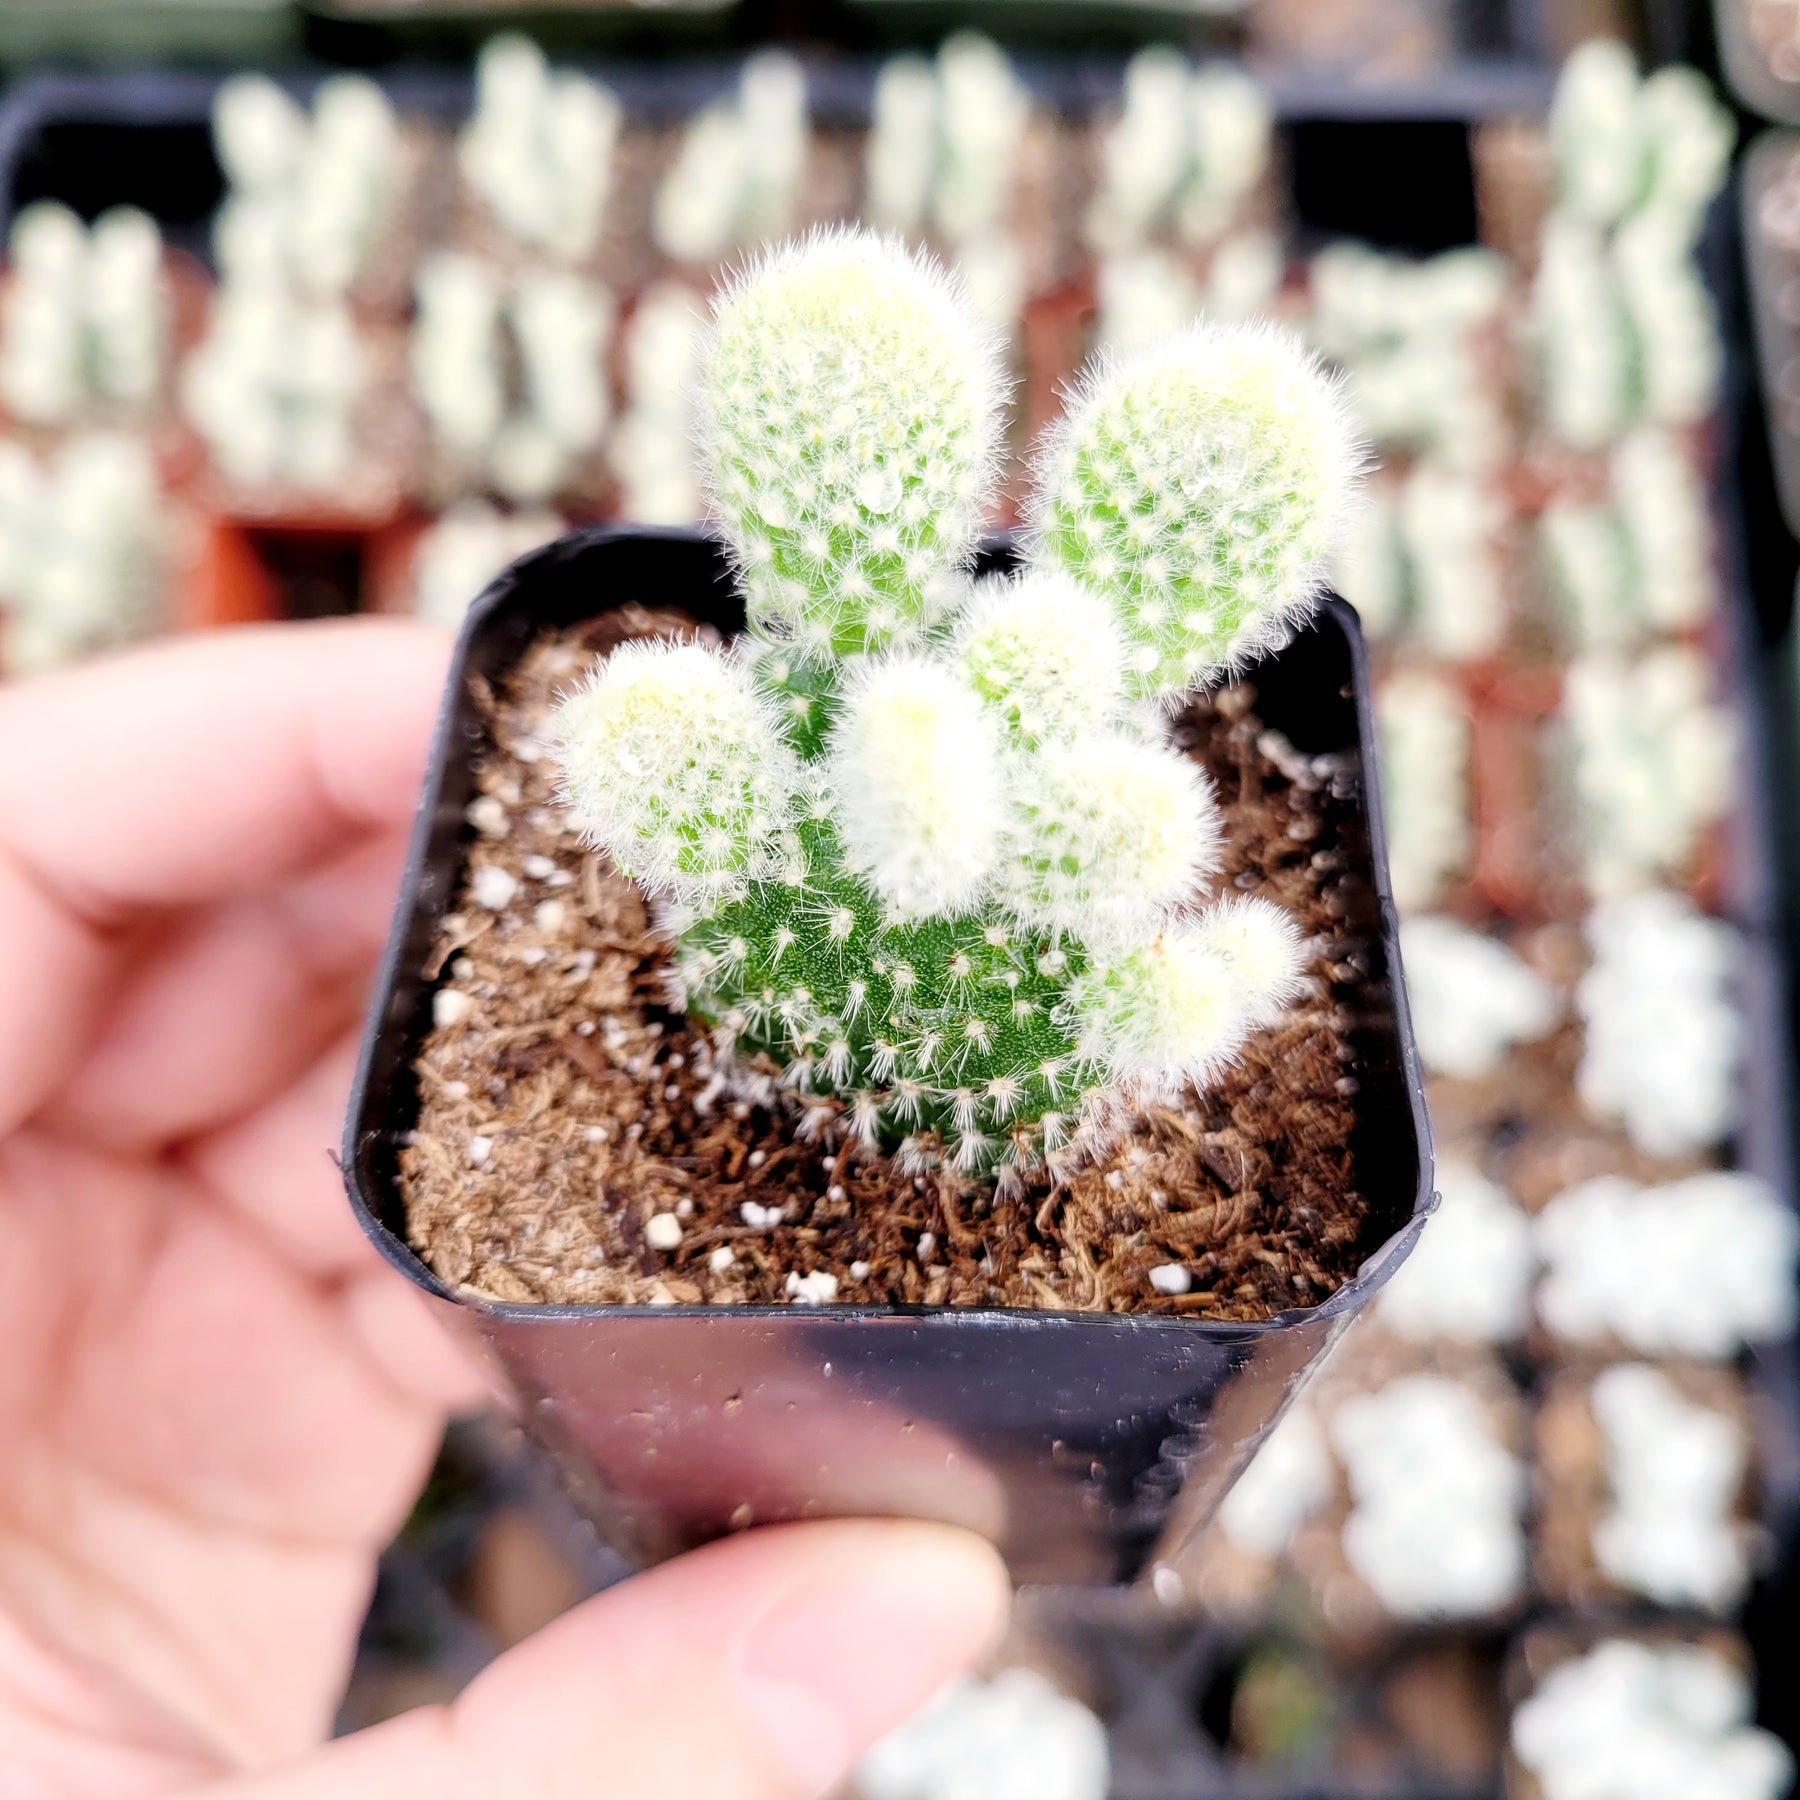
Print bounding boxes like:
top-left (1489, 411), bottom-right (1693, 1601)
top-left (401, 606), bottom-right (1392, 1318)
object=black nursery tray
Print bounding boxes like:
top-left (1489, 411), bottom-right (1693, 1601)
top-left (0, 55), bottom-right (1558, 250)
top-left (341, 525), bottom-right (1433, 1590)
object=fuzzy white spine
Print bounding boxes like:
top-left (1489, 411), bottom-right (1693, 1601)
top-left (1030, 321), bottom-right (1363, 699)
top-left (827, 654), bottom-right (1006, 919)
top-left (699, 230), bottom-right (1006, 656)
top-left (558, 640), bottom-right (797, 899)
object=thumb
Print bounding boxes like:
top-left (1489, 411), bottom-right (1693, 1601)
top-left (200, 1520), bottom-right (1011, 1800)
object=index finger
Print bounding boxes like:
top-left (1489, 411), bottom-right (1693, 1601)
top-left (0, 618), bottom-right (449, 1138)
top-left (0, 617), bottom-right (448, 924)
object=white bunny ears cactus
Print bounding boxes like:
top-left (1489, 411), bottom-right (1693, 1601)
top-left (556, 230), bottom-right (1360, 1181)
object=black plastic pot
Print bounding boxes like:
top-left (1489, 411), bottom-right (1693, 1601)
top-left (342, 524), bottom-right (1434, 1587)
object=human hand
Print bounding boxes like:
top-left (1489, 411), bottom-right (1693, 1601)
top-left (0, 620), bottom-right (1009, 1798)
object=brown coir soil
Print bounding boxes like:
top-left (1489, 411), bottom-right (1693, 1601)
top-left (401, 607), bottom-right (1383, 1319)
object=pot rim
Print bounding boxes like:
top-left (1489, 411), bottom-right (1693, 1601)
top-left (342, 522), bottom-right (1437, 1335)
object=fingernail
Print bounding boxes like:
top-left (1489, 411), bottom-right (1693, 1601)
top-left (740, 1525), bottom-right (1010, 1797)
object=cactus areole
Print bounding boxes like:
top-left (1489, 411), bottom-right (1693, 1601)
top-left (555, 230), bottom-right (1363, 1186)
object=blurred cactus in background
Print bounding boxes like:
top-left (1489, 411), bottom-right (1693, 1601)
top-left (1531, 40), bottom-right (1733, 451)
top-left (557, 230), bottom-right (1359, 1181)
top-left (458, 35), bottom-right (621, 265)
top-left (0, 204), bottom-right (170, 428)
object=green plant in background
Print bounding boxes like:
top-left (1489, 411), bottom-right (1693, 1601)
top-left (557, 229), bottom-right (1360, 1182)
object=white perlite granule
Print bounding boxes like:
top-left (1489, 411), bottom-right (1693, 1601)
top-left (1536, 1172), bottom-right (1797, 1359)
top-left (1590, 1363), bottom-right (1749, 1611)
top-left (1511, 1639), bottom-right (1792, 1800)
top-left (643, 1212), bottom-right (683, 1252)
top-left (1331, 1375), bottom-right (1525, 1621)
top-left (784, 1270), bottom-right (839, 1306)
top-left (431, 988), bottom-right (473, 1029)
top-left (1398, 915), bottom-right (1561, 1081)
top-left (856, 1668), bottom-right (1109, 1800)
top-left (1377, 1160), bottom-right (1534, 1344)
top-left (465, 794), bottom-right (508, 838)
top-left (470, 864), bottom-right (519, 911)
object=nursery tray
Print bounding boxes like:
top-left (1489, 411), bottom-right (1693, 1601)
top-left (342, 524), bottom-right (1434, 1588)
top-left (0, 55), bottom-right (1563, 250)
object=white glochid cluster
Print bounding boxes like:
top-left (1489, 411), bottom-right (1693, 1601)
top-left (557, 228), bottom-right (1353, 1178)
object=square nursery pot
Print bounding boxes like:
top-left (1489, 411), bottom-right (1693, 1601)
top-left (343, 525), bottom-right (1436, 1587)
